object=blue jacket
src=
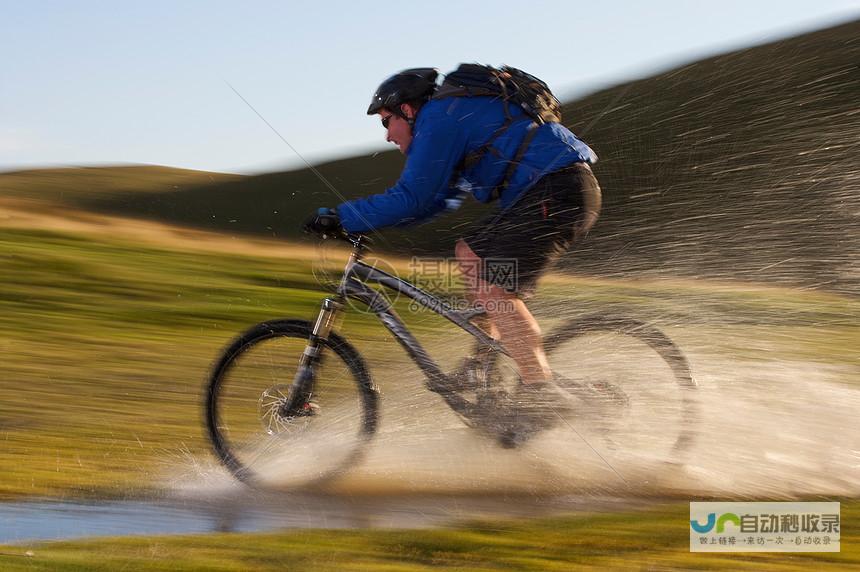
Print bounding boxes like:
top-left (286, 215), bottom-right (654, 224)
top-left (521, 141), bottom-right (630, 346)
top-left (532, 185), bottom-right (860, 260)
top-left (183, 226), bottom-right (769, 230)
top-left (337, 96), bottom-right (597, 233)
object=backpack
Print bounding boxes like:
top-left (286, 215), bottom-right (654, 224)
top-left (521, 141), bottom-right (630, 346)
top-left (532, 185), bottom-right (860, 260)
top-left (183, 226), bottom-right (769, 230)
top-left (432, 64), bottom-right (563, 197)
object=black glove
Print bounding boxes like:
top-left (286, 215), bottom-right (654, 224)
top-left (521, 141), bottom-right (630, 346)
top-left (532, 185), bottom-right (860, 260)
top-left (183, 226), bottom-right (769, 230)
top-left (303, 207), bottom-right (343, 238)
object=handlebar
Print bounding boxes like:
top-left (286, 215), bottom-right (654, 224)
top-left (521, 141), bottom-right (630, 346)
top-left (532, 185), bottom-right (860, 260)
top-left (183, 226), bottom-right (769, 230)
top-left (310, 227), bottom-right (370, 252)
top-left (342, 231), bottom-right (369, 250)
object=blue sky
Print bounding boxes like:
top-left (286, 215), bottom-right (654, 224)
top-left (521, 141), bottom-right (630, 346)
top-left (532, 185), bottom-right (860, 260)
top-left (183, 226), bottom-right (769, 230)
top-left (2, 0), bottom-right (858, 174)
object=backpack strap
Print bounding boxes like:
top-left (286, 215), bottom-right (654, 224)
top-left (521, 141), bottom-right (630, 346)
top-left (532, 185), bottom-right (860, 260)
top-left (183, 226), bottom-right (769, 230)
top-left (433, 64), bottom-right (549, 198)
top-left (492, 122), bottom-right (539, 200)
top-left (461, 120), bottom-right (511, 170)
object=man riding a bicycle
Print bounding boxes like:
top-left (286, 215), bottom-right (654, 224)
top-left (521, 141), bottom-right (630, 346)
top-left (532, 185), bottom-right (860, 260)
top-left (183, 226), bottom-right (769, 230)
top-left (304, 66), bottom-right (602, 419)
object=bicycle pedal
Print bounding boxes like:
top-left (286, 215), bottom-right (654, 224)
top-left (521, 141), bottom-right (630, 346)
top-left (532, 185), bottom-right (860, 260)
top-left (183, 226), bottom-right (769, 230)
top-left (498, 424), bottom-right (540, 449)
top-left (499, 430), bottom-right (519, 449)
top-left (443, 360), bottom-right (487, 393)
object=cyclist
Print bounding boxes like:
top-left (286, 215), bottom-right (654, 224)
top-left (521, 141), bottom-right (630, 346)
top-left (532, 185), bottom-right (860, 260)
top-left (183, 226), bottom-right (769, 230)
top-left (304, 67), bottom-right (601, 420)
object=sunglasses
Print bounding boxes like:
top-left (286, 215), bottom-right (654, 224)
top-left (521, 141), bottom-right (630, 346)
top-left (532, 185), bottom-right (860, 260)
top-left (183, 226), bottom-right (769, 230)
top-left (381, 114), bottom-right (394, 129)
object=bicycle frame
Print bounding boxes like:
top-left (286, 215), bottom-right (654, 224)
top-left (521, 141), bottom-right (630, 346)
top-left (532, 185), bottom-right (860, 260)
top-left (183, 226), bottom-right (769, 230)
top-left (211, 234), bottom-right (698, 476)
top-left (307, 235), bottom-right (505, 404)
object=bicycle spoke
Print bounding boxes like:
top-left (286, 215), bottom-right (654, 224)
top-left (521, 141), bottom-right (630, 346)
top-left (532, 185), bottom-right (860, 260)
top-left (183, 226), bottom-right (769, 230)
top-left (206, 321), bottom-right (376, 488)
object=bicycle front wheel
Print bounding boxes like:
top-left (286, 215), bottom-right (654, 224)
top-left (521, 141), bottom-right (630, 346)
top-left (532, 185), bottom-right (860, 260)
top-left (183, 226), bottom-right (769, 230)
top-left (205, 320), bottom-right (378, 488)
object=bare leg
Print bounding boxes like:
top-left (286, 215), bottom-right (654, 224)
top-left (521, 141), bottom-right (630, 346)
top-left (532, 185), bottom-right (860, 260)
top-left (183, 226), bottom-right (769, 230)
top-left (455, 240), bottom-right (552, 385)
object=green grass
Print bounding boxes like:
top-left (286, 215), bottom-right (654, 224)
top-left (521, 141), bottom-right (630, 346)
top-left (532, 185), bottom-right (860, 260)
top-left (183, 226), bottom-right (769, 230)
top-left (0, 502), bottom-right (856, 570)
top-left (0, 227), bottom-right (366, 498)
top-left (0, 227), bottom-right (857, 499)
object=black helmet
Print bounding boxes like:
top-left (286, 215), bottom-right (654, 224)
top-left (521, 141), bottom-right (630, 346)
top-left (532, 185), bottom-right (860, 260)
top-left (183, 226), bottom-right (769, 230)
top-left (366, 68), bottom-right (439, 115)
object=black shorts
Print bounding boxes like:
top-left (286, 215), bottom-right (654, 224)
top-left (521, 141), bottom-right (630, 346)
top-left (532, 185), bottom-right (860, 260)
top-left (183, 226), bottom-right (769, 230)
top-left (462, 162), bottom-right (601, 297)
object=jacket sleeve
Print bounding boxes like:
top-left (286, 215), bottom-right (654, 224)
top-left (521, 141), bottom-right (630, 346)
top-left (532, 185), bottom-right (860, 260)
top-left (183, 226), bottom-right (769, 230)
top-left (336, 109), bottom-right (467, 233)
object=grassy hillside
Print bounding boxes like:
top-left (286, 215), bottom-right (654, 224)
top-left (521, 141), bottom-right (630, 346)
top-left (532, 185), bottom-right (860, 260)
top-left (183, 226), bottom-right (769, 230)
top-left (0, 165), bottom-right (239, 205)
top-left (562, 18), bottom-right (859, 293)
top-left (2, 20), bottom-right (857, 291)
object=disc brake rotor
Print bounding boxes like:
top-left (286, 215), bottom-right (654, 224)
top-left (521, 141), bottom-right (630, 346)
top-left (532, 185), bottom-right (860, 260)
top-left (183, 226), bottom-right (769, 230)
top-left (259, 384), bottom-right (296, 435)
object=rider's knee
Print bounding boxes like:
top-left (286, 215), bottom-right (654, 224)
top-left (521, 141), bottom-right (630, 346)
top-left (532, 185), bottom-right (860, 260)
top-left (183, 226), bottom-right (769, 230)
top-left (455, 239), bottom-right (482, 293)
top-left (455, 239), bottom-right (478, 263)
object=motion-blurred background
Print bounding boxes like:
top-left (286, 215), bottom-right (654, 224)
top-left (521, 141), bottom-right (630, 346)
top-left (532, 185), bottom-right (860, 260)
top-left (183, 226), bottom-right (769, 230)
top-left (0, 3), bottom-right (858, 567)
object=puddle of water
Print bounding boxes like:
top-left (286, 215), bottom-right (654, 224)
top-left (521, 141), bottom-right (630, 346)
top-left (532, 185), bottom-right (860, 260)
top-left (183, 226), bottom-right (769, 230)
top-left (0, 493), bottom-right (632, 544)
top-left (1, 500), bottom-right (218, 544)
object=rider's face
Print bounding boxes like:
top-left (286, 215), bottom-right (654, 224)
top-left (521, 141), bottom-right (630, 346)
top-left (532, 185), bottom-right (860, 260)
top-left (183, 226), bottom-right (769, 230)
top-left (379, 104), bottom-right (416, 154)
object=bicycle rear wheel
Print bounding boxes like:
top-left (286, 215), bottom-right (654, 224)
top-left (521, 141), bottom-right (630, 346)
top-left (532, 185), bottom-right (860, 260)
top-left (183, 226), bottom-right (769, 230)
top-left (205, 320), bottom-right (378, 488)
top-left (544, 314), bottom-right (698, 466)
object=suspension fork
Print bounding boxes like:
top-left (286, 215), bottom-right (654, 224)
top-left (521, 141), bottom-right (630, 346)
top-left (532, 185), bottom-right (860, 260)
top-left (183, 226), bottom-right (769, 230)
top-left (305, 297), bottom-right (343, 363)
top-left (281, 297), bottom-right (344, 415)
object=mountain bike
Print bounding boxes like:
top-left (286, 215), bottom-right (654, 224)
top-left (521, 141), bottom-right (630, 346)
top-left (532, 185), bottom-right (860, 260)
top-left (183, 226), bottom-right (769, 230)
top-left (204, 231), bottom-right (698, 487)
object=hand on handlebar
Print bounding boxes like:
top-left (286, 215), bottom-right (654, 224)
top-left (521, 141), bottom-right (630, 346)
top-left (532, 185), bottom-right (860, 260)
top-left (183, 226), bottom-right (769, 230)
top-left (303, 207), bottom-right (343, 239)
